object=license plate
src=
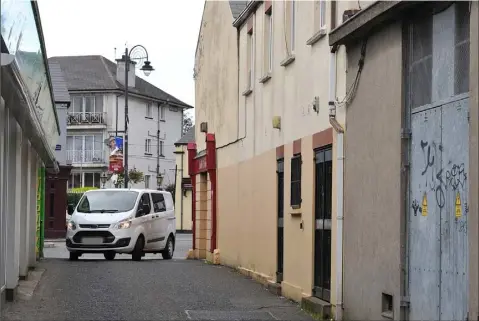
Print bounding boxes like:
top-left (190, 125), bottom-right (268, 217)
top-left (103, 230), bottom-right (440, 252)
top-left (82, 237), bottom-right (103, 245)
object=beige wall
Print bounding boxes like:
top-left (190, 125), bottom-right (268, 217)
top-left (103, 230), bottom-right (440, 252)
top-left (342, 21), bottom-right (404, 320)
top-left (194, 0), bottom-right (239, 153)
top-left (194, 0), bottom-right (372, 308)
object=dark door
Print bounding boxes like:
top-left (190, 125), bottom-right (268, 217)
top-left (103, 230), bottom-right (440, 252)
top-left (313, 147), bottom-right (332, 301)
top-left (276, 159), bottom-right (284, 283)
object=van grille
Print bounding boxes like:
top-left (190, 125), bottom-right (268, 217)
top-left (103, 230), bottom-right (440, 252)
top-left (79, 224), bottom-right (110, 229)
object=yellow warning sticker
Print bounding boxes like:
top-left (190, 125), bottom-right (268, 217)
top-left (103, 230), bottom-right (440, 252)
top-left (422, 193), bottom-right (428, 217)
top-left (455, 192), bottom-right (462, 218)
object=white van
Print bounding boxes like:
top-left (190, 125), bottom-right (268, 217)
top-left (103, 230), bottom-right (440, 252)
top-left (66, 189), bottom-right (176, 261)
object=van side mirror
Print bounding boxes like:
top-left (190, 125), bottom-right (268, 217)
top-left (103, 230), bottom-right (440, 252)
top-left (67, 204), bottom-right (74, 215)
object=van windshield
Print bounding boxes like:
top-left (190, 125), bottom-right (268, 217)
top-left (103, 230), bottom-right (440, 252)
top-left (76, 191), bottom-right (139, 213)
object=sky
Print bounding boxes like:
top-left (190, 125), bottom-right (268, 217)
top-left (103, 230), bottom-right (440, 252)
top-left (37, 0), bottom-right (205, 118)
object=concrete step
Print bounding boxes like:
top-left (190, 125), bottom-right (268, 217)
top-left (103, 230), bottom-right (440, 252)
top-left (16, 268), bottom-right (45, 301)
top-left (301, 296), bottom-right (331, 319)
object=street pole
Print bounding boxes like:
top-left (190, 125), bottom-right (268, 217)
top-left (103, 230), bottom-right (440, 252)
top-left (124, 48), bottom-right (129, 188)
top-left (156, 103), bottom-right (160, 189)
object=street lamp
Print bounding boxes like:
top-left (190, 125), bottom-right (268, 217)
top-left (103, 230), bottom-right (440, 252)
top-left (156, 173), bottom-right (164, 189)
top-left (123, 44), bottom-right (154, 188)
top-left (100, 172), bottom-right (108, 189)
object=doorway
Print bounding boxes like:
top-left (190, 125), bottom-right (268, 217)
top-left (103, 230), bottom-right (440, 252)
top-left (276, 159), bottom-right (284, 283)
top-left (313, 147), bottom-right (332, 302)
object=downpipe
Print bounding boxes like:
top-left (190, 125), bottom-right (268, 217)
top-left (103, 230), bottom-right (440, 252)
top-left (329, 47), bottom-right (345, 321)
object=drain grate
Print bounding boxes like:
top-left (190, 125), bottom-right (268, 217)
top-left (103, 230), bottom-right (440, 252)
top-left (185, 310), bottom-right (276, 320)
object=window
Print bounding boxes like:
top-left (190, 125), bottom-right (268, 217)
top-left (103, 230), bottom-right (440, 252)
top-left (246, 28), bottom-right (254, 89)
top-left (146, 102), bottom-right (153, 118)
top-left (69, 95), bottom-right (104, 124)
top-left (152, 193), bottom-right (166, 213)
top-left (315, 0), bottom-right (326, 31)
top-left (263, 6), bottom-right (273, 74)
top-left (138, 193), bottom-right (152, 215)
top-left (69, 173), bottom-right (82, 189)
top-left (407, 3), bottom-right (470, 109)
top-left (145, 175), bottom-right (150, 189)
top-left (77, 190), bottom-right (139, 213)
top-left (145, 139), bottom-right (152, 154)
top-left (159, 105), bottom-right (166, 121)
top-left (290, 1), bottom-right (296, 53)
top-left (66, 134), bottom-right (104, 163)
top-left (71, 95), bottom-right (104, 114)
top-left (290, 154), bottom-right (302, 208)
top-left (159, 141), bottom-right (164, 156)
top-left (69, 172), bottom-right (101, 188)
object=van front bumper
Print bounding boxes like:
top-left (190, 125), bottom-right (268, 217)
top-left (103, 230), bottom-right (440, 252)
top-left (66, 228), bottom-right (136, 253)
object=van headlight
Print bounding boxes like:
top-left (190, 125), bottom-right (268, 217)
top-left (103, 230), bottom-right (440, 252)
top-left (113, 219), bottom-right (132, 229)
top-left (67, 220), bottom-right (77, 231)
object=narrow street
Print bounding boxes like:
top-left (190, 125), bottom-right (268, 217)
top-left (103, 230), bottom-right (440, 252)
top-left (1, 235), bottom-right (313, 321)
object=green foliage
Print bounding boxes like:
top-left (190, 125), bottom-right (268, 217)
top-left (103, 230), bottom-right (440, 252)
top-left (116, 167), bottom-right (145, 187)
top-left (183, 113), bottom-right (193, 135)
top-left (67, 187), bottom-right (99, 206)
top-left (165, 183), bottom-right (175, 200)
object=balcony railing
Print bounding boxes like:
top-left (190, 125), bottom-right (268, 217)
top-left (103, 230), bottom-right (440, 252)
top-left (67, 150), bottom-right (105, 164)
top-left (67, 112), bottom-right (106, 125)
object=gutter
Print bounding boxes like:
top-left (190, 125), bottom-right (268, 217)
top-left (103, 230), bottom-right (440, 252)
top-left (31, 0), bottom-right (61, 137)
top-left (328, 49), bottom-right (344, 320)
top-left (232, 0), bottom-right (263, 28)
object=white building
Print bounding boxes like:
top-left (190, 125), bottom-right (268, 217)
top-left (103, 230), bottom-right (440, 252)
top-left (48, 55), bottom-right (193, 189)
top-left (1, 0), bottom-right (60, 308)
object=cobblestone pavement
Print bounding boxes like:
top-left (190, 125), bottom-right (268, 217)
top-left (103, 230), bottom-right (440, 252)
top-left (1, 234), bottom-right (313, 321)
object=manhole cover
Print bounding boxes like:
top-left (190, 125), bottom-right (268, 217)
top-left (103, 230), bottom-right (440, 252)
top-left (185, 310), bottom-right (276, 320)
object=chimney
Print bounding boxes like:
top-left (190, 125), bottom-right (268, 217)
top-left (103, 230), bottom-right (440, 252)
top-left (116, 55), bottom-right (136, 87)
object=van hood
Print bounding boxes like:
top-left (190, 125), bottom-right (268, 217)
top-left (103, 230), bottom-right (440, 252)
top-left (72, 211), bottom-right (133, 225)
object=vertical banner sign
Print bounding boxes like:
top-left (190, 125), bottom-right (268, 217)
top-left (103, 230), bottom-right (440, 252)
top-left (109, 136), bottom-right (124, 173)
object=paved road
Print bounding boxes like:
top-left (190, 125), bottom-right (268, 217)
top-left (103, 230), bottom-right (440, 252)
top-left (43, 233), bottom-right (192, 260)
top-left (2, 234), bottom-right (313, 320)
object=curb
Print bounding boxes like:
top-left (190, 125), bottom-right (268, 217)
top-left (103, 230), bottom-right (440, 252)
top-left (44, 239), bottom-right (65, 243)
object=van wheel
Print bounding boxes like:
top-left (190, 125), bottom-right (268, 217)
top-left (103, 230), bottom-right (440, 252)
top-left (69, 252), bottom-right (79, 261)
top-left (161, 236), bottom-right (174, 260)
top-left (104, 252), bottom-right (116, 260)
top-left (132, 236), bottom-right (144, 261)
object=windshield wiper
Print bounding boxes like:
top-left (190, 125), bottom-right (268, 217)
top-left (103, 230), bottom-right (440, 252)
top-left (88, 209), bottom-right (119, 213)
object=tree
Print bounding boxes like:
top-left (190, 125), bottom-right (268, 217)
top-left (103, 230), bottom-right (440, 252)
top-left (183, 112), bottom-right (193, 135)
top-left (164, 183), bottom-right (175, 201)
top-left (115, 167), bottom-right (145, 187)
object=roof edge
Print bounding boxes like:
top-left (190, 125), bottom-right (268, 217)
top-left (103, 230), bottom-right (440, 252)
top-left (233, 0), bottom-right (263, 28)
top-left (329, 1), bottom-right (418, 47)
top-left (67, 88), bottom-right (194, 109)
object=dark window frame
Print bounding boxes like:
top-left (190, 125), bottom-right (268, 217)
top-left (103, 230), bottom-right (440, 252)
top-left (290, 153), bottom-right (302, 208)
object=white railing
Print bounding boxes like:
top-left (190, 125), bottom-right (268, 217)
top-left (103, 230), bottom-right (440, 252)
top-left (67, 112), bottom-right (106, 125)
top-left (66, 150), bottom-right (105, 164)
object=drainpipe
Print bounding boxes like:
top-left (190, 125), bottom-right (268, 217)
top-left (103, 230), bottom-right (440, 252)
top-left (180, 150), bottom-right (184, 231)
top-left (329, 46), bottom-right (344, 321)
